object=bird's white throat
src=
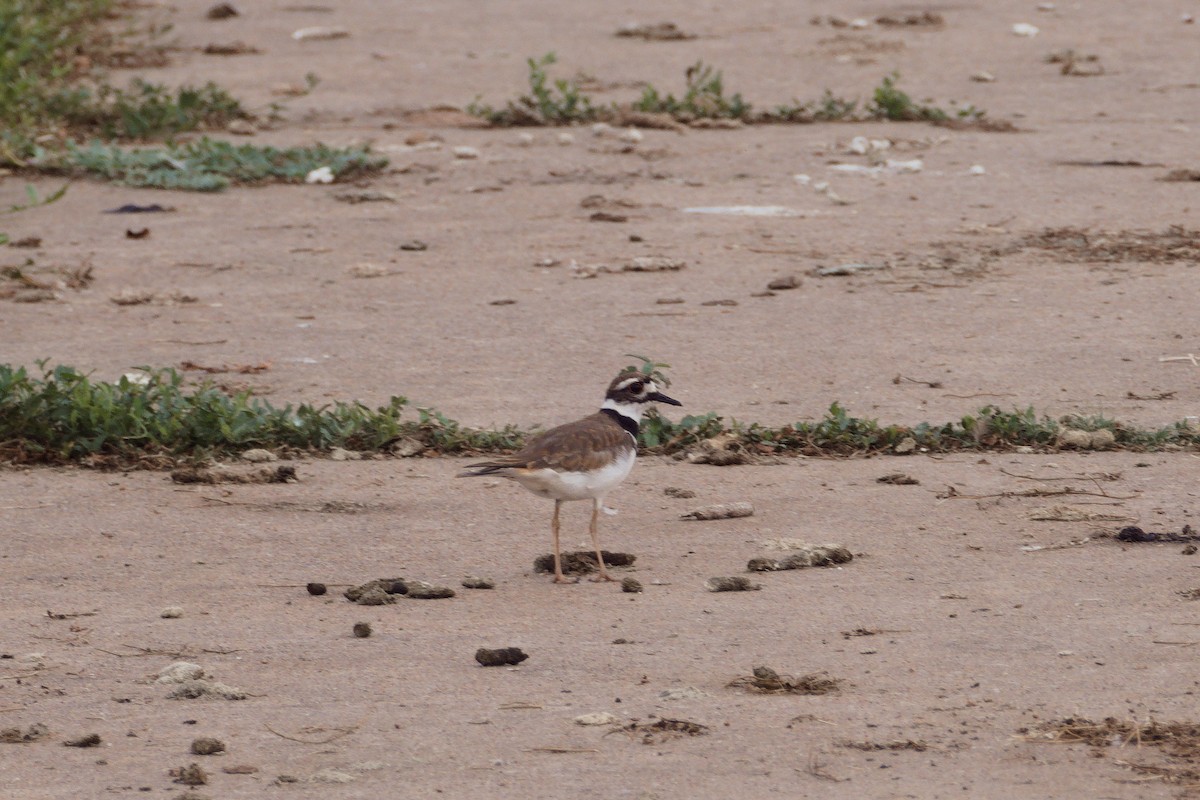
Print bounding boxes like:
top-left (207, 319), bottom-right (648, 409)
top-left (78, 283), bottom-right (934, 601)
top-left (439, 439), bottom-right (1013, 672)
top-left (601, 398), bottom-right (644, 423)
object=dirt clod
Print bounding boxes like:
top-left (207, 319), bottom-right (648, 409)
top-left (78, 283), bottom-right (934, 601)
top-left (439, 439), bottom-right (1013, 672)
top-left (877, 473), bottom-right (920, 485)
top-left (767, 275), bottom-right (801, 290)
top-left (706, 576), bottom-right (761, 592)
top-left (729, 666), bottom-right (843, 695)
top-left (663, 486), bottom-right (696, 498)
top-left (63, 733), bottom-right (101, 747)
top-left (206, 3), bottom-right (238, 19)
top-left (352, 622), bottom-right (372, 638)
top-left (615, 21), bottom-right (696, 40)
top-left (533, 550), bottom-right (636, 575)
top-left (306, 582), bottom-right (327, 596)
top-left (681, 502), bottom-right (754, 520)
top-left (170, 763), bottom-right (208, 786)
top-left (615, 718), bottom-right (709, 744)
top-left (1, 723), bottom-right (49, 743)
top-left (344, 579), bottom-right (406, 603)
top-left (190, 737), bottom-right (225, 755)
top-left (405, 581), bottom-right (456, 599)
top-left (461, 576), bottom-right (495, 589)
top-left (1117, 525), bottom-right (1199, 543)
top-left (475, 647), bottom-right (528, 667)
top-left (170, 465), bottom-right (296, 484)
top-left (621, 577), bottom-right (643, 593)
top-left (748, 544), bottom-right (854, 572)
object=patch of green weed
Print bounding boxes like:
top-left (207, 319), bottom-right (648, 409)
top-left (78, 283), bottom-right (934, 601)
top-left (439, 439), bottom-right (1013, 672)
top-left (56, 138), bottom-right (387, 191)
top-left (467, 52), bottom-right (599, 125)
top-left (634, 61), bottom-right (751, 120)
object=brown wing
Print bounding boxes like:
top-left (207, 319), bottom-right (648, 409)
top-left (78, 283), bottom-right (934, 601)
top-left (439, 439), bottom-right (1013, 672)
top-left (460, 413), bottom-right (630, 474)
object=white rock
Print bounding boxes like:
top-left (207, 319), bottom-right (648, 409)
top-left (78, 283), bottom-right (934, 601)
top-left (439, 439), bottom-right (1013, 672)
top-left (557, 132), bottom-right (575, 146)
top-left (848, 136), bottom-right (870, 155)
top-left (968, 164), bottom-right (987, 175)
top-left (591, 122), bottom-right (613, 137)
top-left (452, 146), bottom-right (480, 159)
top-left (304, 166), bottom-right (334, 184)
top-left (1012, 22), bottom-right (1039, 36)
top-left (849, 17), bottom-right (869, 29)
top-left (241, 448), bottom-right (277, 463)
top-left (292, 26), bottom-right (350, 41)
top-left (515, 132), bottom-right (535, 146)
top-left (160, 606), bottom-right (184, 619)
top-left (970, 71), bottom-right (996, 83)
top-left (886, 158), bottom-right (923, 173)
top-left (618, 127), bottom-right (643, 144)
top-left (658, 686), bottom-right (710, 701)
top-left (793, 173), bottom-right (812, 185)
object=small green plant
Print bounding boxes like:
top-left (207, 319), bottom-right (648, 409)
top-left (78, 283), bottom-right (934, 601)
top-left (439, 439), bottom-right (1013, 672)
top-left (634, 61), bottom-right (751, 119)
top-left (57, 138), bottom-right (387, 191)
top-left (866, 72), bottom-right (984, 122)
top-left (623, 353), bottom-right (673, 387)
top-left (467, 52), bottom-right (599, 125)
top-left (48, 78), bottom-right (248, 140)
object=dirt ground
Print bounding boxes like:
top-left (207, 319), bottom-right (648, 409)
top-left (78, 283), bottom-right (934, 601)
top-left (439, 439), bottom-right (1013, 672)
top-left (3, 1), bottom-right (1200, 797)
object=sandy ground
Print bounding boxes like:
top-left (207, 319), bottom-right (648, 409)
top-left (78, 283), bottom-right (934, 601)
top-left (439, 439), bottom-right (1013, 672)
top-left (2, 1), bottom-right (1199, 797)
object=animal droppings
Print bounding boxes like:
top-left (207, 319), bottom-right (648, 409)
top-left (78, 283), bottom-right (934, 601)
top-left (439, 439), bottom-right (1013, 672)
top-left (352, 622), bottom-right (372, 638)
top-left (533, 550), bottom-right (636, 575)
top-left (681, 502), bottom-right (754, 520)
top-left (706, 576), bottom-right (761, 592)
top-left (190, 737), bottom-right (226, 755)
top-left (475, 647), bottom-right (529, 667)
top-left (747, 544), bottom-right (853, 572)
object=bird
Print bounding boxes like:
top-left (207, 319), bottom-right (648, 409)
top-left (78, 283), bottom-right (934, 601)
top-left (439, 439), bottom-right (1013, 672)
top-left (458, 370), bottom-right (681, 583)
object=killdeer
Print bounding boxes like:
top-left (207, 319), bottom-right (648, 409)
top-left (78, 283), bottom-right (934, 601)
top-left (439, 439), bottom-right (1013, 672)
top-left (458, 371), bottom-right (681, 583)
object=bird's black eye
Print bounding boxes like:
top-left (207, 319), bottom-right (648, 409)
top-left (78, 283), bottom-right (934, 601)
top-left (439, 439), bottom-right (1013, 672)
top-left (629, 381), bottom-right (644, 394)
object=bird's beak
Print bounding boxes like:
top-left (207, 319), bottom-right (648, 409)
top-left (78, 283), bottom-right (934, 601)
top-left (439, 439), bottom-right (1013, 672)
top-left (649, 391), bottom-right (682, 406)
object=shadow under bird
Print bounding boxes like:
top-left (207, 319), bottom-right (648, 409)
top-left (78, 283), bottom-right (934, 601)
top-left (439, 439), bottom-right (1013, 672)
top-left (458, 371), bottom-right (681, 583)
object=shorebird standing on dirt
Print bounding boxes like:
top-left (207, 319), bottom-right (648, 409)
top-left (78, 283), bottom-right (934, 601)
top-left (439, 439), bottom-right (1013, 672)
top-left (458, 371), bottom-right (681, 583)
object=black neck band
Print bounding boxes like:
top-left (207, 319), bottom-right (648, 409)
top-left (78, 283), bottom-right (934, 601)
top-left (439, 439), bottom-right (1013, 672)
top-left (600, 408), bottom-right (639, 438)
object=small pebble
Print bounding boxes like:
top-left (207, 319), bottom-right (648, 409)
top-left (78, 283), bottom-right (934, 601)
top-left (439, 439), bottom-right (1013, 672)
top-left (352, 622), bottom-right (372, 638)
top-left (621, 577), bottom-right (643, 593)
top-left (461, 576), bottom-right (495, 590)
top-left (557, 132), bottom-right (575, 146)
top-left (160, 607), bottom-right (184, 619)
top-left (452, 145), bottom-right (480, 159)
top-left (306, 582), bottom-right (327, 596)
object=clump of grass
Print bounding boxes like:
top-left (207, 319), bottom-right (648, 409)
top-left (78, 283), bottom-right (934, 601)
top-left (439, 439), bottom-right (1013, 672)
top-left (48, 78), bottom-right (247, 141)
top-left (469, 58), bottom-right (991, 129)
top-left (633, 61), bottom-right (750, 120)
top-left (467, 52), bottom-right (599, 126)
top-left (52, 138), bottom-right (387, 191)
top-left (0, 363), bottom-right (523, 466)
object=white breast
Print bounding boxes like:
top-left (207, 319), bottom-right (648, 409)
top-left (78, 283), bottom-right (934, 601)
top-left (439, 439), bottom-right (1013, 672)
top-left (512, 448), bottom-right (636, 502)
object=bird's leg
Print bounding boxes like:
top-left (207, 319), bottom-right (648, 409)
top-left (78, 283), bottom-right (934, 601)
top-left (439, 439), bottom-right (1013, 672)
top-left (552, 499), bottom-right (570, 584)
top-left (589, 497), bottom-right (615, 582)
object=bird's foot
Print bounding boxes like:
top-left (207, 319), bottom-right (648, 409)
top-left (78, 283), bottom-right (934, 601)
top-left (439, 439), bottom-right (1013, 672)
top-left (553, 574), bottom-right (579, 585)
top-left (601, 506), bottom-right (619, 516)
top-left (589, 572), bottom-right (618, 583)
